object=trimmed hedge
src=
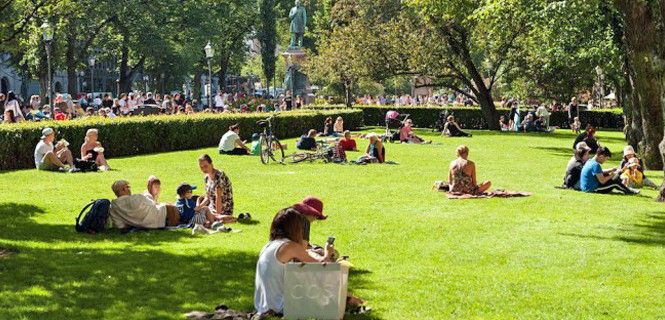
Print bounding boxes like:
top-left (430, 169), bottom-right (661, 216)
top-left (305, 105), bottom-right (624, 130)
top-left (0, 110), bottom-right (363, 171)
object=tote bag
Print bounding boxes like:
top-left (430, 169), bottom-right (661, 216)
top-left (283, 262), bottom-right (350, 320)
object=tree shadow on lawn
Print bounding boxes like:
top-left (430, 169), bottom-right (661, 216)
top-left (560, 211), bottom-right (665, 247)
top-left (0, 246), bottom-right (259, 319)
top-left (0, 203), bottom-right (381, 319)
top-left (531, 146), bottom-right (574, 159)
top-left (472, 130), bottom-right (627, 144)
top-left (0, 202), bottom-right (193, 246)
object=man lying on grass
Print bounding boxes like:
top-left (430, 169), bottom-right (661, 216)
top-left (580, 147), bottom-right (639, 195)
top-left (109, 180), bottom-right (180, 229)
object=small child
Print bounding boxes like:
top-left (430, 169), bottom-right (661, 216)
top-left (621, 157), bottom-right (656, 189)
top-left (175, 182), bottom-right (216, 228)
top-left (250, 133), bottom-right (261, 156)
top-left (572, 117), bottom-right (581, 134)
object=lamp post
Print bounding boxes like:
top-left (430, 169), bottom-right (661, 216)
top-left (595, 66), bottom-right (603, 108)
top-left (89, 56), bottom-right (96, 97)
top-left (143, 75), bottom-right (149, 93)
top-left (40, 22), bottom-right (54, 114)
top-left (204, 41), bottom-right (214, 109)
top-left (116, 79), bottom-right (120, 97)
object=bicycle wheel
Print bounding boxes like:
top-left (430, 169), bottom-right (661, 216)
top-left (288, 152), bottom-right (311, 163)
top-left (259, 136), bottom-right (271, 165)
top-left (270, 138), bottom-right (285, 163)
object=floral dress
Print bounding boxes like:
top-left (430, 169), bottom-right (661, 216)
top-left (205, 169), bottom-right (234, 215)
top-left (450, 162), bottom-right (480, 195)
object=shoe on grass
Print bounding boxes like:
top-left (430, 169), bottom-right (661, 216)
top-left (69, 167), bottom-right (81, 173)
top-left (192, 224), bottom-right (207, 235)
top-left (210, 221), bottom-right (224, 230)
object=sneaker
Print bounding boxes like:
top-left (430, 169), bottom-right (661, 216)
top-left (210, 221), bottom-right (224, 230)
top-left (215, 224), bottom-right (232, 233)
top-left (628, 188), bottom-right (641, 195)
top-left (58, 166), bottom-right (66, 172)
top-left (238, 213), bottom-right (252, 221)
top-left (99, 165), bottom-right (109, 171)
top-left (69, 167), bottom-right (81, 173)
top-left (192, 224), bottom-right (208, 235)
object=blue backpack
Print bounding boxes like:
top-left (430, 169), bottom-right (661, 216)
top-left (75, 199), bottom-right (111, 234)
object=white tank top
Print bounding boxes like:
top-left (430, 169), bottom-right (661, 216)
top-left (254, 239), bottom-right (290, 314)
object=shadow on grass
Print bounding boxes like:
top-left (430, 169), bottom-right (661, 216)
top-left (561, 211), bottom-right (665, 247)
top-left (0, 202), bottom-right (381, 319)
top-left (0, 202), bottom-right (192, 245)
top-left (531, 146), bottom-right (573, 158)
top-left (0, 246), bottom-right (258, 319)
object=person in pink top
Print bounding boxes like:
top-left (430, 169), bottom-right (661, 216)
top-left (399, 119), bottom-right (430, 144)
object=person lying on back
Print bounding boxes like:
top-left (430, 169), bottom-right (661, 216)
top-left (109, 180), bottom-right (180, 229)
top-left (297, 129), bottom-right (318, 150)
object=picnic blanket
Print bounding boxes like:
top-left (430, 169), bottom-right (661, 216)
top-left (446, 190), bottom-right (532, 199)
top-left (433, 181), bottom-right (532, 199)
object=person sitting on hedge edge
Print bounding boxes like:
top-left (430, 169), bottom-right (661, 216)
top-left (34, 127), bottom-right (76, 172)
top-left (297, 129), bottom-right (318, 150)
top-left (219, 124), bottom-right (250, 155)
top-left (442, 115), bottom-right (472, 137)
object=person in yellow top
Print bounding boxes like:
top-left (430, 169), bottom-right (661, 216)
top-left (621, 158), bottom-right (650, 188)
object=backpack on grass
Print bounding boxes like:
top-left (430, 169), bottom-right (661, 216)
top-left (75, 199), bottom-right (111, 234)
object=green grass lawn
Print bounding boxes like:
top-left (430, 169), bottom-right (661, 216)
top-left (1, 129), bottom-right (664, 319)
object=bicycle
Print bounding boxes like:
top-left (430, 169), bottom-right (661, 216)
top-left (287, 141), bottom-right (337, 164)
top-left (257, 115), bottom-right (285, 164)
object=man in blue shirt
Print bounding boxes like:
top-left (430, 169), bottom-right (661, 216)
top-left (580, 147), bottom-right (637, 194)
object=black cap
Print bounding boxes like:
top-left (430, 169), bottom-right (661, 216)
top-left (176, 183), bottom-right (197, 196)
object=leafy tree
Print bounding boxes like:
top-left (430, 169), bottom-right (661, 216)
top-left (258, 0), bottom-right (278, 90)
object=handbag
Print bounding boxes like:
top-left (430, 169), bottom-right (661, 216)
top-left (283, 262), bottom-right (350, 320)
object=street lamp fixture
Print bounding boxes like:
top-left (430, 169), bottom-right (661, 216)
top-left (204, 41), bottom-right (214, 109)
top-left (40, 22), bottom-right (54, 114)
top-left (89, 56), bottom-right (96, 96)
top-left (143, 75), bottom-right (149, 93)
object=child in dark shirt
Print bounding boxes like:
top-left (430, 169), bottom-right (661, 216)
top-left (175, 183), bottom-right (214, 227)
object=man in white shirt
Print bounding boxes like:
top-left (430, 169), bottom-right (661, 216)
top-left (109, 180), bottom-right (179, 229)
top-left (218, 124), bottom-right (250, 155)
top-left (33, 127), bottom-right (74, 171)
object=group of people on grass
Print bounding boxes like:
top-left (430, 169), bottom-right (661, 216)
top-left (109, 154), bottom-right (240, 233)
top-left (563, 125), bottom-right (656, 194)
top-left (33, 127), bottom-right (110, 172)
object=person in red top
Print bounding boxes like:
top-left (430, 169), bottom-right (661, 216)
top-left (338, 131), bottom-right (357, 151)
top-left (53, 107), bottom-right (68, 121)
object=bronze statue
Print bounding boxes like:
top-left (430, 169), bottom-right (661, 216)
top-left (289, 0), bottom-right (307, 48)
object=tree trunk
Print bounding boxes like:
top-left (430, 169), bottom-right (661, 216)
top-left (618, 0), bottom-right (664, 170)
top-left (344, 79), bottom-right (353, 108)
top-left (118, 37), bottom-right (131, 93)
top-left (219, 52), bottom-right (230, 92)
top-left (66, 30), bottom-right (78, 95)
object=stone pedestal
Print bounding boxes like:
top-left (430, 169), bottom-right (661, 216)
top-left (282, 49), bottom-right (311, 103)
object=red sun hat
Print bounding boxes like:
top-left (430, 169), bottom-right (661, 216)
top-left (292, 196), bottom-right (327, 220)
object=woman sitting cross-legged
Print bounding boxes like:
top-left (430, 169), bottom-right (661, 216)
top-left (448, 145), bottom-right (491, 195)
top-left (563, 146), bottom-right (591, 190)
top-left (442, 116), bottom-right (472, 137)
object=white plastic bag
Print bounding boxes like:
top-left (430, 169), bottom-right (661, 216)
top-left (283, 262), bottom-right (349, 320)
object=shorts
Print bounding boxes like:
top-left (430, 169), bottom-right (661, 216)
top-left (191, 210), bottom-right (208, 226)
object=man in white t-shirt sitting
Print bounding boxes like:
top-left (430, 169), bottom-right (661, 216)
top-left (33, 127), bottom-right (75, 171)
top-left (218, 124), bottom-right (250, 155)
top-left (109, 180), bottom-right (180, 229)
